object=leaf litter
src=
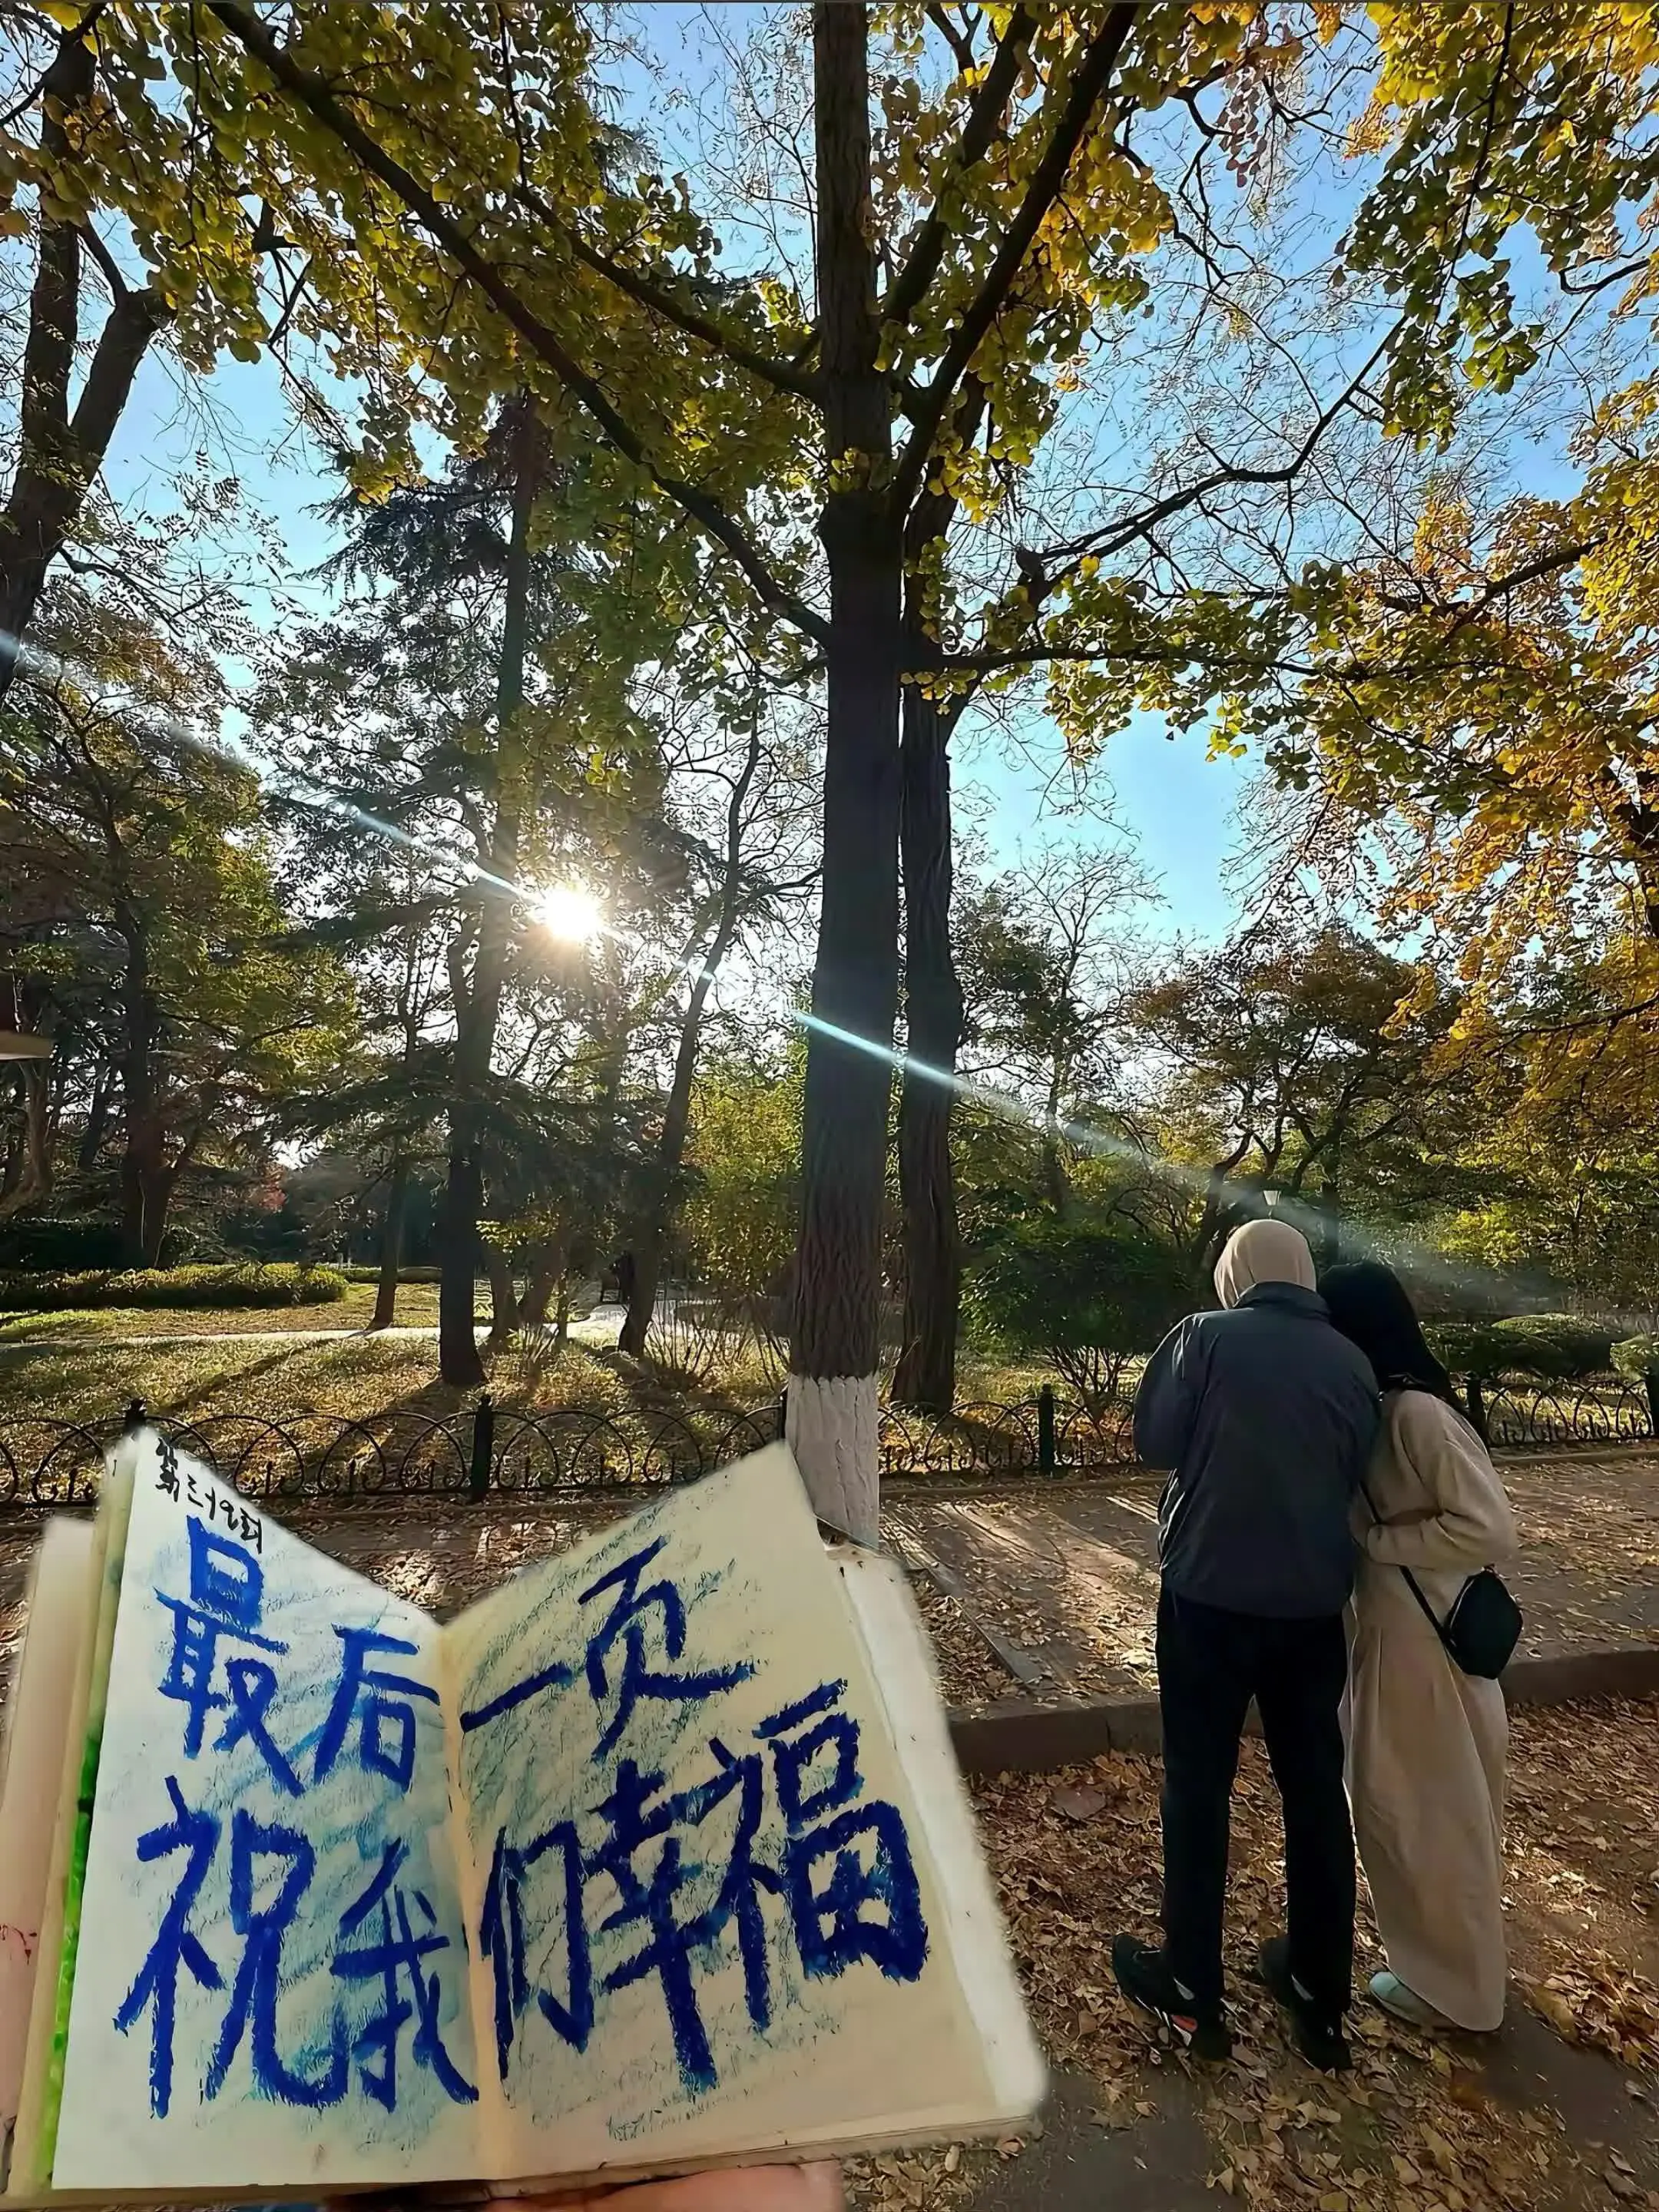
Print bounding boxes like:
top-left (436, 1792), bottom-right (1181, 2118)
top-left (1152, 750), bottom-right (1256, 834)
top-left (849, 1697), bottom-right (1659, 2212)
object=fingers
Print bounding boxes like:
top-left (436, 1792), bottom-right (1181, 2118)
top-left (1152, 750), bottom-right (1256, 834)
top-left (492, 2161), bottom-right (846, 2212)
top-left (331, 2157), bottom-right (846, 2212)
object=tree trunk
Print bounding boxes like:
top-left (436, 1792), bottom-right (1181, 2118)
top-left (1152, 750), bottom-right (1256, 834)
top-left (116, 922), bottom-right (161, 1269)
top-left (439, 1145), bottom-right (484, 1376)
top-left (138, 1161), bottom-right (175, 1268)
top-left (0, 1097), bottom-right (20, 1199)
top-left (892, 680), bottom-right (965, 1412)
top-left (0, 31), bottom-right (169, 700)
top-left (76, 1068), bottom-right (111, 1172)
top-left (439, 402), bottom-right (538, 1386)
top-left (520, 1240), bottom-right (563, 1326)
top-left (371, 1154), bottom-right (409, 1329)
top-left (484, 1240), bottom-right (520, 1342)
top-left (787, 4), bottom-right (902, 1548)
top-left (620, 727), bottom-right (761, 1359)
top-left (19, 1061), bottom-right (49, 1208)
top-left (1041, 1065), bottom-right (1070, 1214)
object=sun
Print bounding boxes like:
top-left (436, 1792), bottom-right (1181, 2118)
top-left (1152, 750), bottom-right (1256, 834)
top-left (535, 882), bottom-right (603, 944)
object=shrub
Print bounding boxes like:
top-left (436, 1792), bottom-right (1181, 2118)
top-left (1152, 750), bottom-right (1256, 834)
top-left (1425, 1321), bottom-right (1499, 1379)
top-left (0, 1218), bottom-right (194, 1270)
top-left (1612, 1334), bottom-right (1659, 1385)
top-left (1429, 1313), bottom-right (1615, 1382)
top-left (967, 1215), bottom-right (1190, 1406)
top-left (0, 1262), bottom-right (348, 1312)
top-left (339, 1263), bottom-right (442, 1284)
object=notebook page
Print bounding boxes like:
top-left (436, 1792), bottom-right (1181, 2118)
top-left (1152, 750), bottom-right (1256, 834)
top-left (443, 1444), bottom-right (1003, 2184)
top-left (51, 1432), bottom-right (482, 2195)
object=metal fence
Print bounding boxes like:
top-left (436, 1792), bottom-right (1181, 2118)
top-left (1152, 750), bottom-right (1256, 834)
top-left (0, 1389), bottom-right (1141, 1512)
top-left (0, 1376), bottom-right (1651, 1514)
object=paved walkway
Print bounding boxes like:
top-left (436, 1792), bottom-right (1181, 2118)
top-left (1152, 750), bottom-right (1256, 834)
top-left (5, 1452), bottom-right (1652, 1705)
top-left (889, 1452), bottom-right (1659, 1705)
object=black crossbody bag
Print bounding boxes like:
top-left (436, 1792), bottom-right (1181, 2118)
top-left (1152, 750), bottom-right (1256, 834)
top-left (1360, 1480), bottom-right (1522, 1681)
top-left (1396, 1559), bottom-right (1522, 1681)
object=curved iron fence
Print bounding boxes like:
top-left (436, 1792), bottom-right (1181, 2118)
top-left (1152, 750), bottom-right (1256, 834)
top-left (0, 1401), bottom-right (783, 1512)
top-left (0, 1376), bottom-right (1650, 1513)
top-left (1477, 1378), bottom-right (1656, 1449)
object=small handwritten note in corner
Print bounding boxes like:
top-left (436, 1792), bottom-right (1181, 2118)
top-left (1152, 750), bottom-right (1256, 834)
top-left (0, 1431), bottom-right (1042, 2204)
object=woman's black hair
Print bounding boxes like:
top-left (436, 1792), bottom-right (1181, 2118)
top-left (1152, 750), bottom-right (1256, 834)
top-left (1319, 1260), bottom-right (1455, 1399)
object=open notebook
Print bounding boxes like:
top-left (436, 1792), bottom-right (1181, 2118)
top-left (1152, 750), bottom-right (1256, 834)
top-left (0, 1429), bottom-right (1042, 2203)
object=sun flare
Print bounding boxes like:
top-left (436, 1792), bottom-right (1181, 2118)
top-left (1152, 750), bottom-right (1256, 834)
top-left (536, 882), bottom-right (603, 944)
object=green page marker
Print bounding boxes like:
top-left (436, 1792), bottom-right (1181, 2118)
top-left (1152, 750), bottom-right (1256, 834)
top-left (37, 1459), bottom-right (133, 2181)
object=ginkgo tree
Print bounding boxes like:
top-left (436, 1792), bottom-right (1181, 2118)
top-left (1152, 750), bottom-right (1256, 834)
top-left (1220, 6), bottom-right (1659, 1042)
top-left (137, 0), bottom-right (1299, 1541)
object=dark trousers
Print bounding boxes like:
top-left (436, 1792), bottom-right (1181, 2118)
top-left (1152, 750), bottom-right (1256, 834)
top-left (1157, 1585), bottom-right (1355, 2016)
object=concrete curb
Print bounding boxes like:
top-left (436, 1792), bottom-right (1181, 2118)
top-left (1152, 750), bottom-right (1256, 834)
top-left (946, 1640), bottom-right (1659, 1775)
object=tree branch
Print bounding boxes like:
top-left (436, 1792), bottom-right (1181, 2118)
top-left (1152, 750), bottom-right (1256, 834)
top-left (76, 220), bottom-right (130, 303)
top-left (888, 4), bottom-right (1139, 521)
top-left (206, 0), bottom-right (829, 649)
top-left (1022, 325), bottom-right (1397, 597)
top-left (883, 6), bottom-right (1038, 330)
top-left (540, 204), bottom-right (820, 402)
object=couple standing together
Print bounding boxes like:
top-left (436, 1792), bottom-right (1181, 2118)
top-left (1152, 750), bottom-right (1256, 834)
top-left (1111, 1220), bottom-right (1518, 2074)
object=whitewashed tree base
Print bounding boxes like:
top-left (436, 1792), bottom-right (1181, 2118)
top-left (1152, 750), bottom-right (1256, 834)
top-left (785, 1373), bottom-right (880, 1548)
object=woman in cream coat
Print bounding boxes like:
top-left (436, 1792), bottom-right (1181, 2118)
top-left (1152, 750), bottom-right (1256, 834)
top-left (1321, 1263), bottom-right (1519, 2033)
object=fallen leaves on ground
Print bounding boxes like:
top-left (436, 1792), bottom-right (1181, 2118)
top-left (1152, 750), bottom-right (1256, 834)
top-left (946, 1699), bottom-right (1659, 2212)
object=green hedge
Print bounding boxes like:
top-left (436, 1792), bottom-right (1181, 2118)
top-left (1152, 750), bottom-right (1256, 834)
top-left (0, 1218), bottom-right (197, 1270)
top-left (1429, 1313), bottom-right (1617, 1382)
top-left (339, 1263), bottom-right (442, 1284)
top-left (0, 1263), bottom-right (349, 1312)
top-left (1613, 1334), bottom-right (1659, 1384)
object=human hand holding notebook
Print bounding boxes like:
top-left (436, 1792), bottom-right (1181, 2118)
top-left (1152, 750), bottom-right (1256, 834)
top-left (0, 1431), bottom-right (1042, 2201)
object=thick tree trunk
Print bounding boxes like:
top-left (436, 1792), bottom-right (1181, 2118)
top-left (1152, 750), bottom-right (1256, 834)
top-left (519, 1240), bottom-right (563, 1326)
top-left (439, 404), bottom-right (538, 1386)
top-left (787, 5), bottom-right (902, 1547)
top-left (892, 681), bottom-right (965, 1412)
top-left (0, 1060), bottom-right (51, 1216)
top-left (620, 729), bottom-right (760, 1359)
top-left (19, 1062), bottom-right (50, 1208)
top-left (0, 33), bottom-right (169, 700)
top-left (138, 1163), bottom-right (174, 1268)
top-left (439, 1146), bottom-right (484, 1376)
top-left (371, 1154), bottom-right (409, 1329)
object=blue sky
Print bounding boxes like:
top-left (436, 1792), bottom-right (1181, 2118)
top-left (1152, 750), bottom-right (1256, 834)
top-left (98, 313), bottom-right (1250, 943)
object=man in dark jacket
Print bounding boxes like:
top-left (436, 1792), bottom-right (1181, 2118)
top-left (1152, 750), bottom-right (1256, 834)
top-left (1111, 1218), bottom-right (1378, 2071)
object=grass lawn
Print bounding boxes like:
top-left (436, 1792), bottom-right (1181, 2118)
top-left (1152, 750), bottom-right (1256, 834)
top-left (0, 1331), bottom-right (782, 1430)
top-left (0, 1278), bottom-right (459, 1339)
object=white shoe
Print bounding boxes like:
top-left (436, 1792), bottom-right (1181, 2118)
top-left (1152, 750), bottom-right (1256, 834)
top-left (1369, 1971), bottom-right (1452, 2029)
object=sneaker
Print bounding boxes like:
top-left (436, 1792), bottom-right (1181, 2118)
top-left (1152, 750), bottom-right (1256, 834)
top-left (1370, 1970), bottom-right (1452, 2030)
top-left (1257, 1935), bottom-right (1351, 2073)
top-left (1111, 1936), bottom-right (1233, 2061)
